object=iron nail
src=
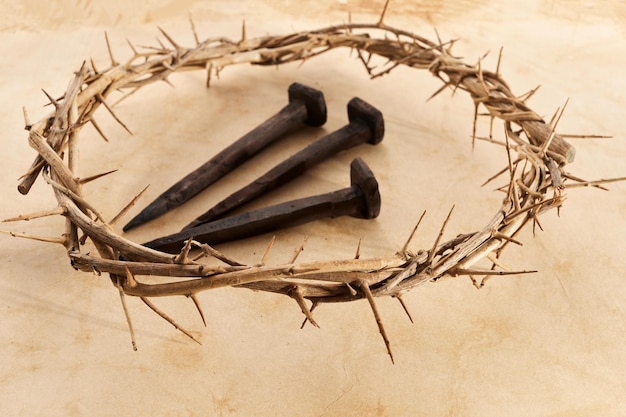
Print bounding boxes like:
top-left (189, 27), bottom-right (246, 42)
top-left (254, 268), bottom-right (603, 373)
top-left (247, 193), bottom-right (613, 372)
top-left (123, 82), bottom-right (327, 231)
top-left (182, 96), bottom-right (384, 230)
top-left (143, 157), bottom-right (381, 253)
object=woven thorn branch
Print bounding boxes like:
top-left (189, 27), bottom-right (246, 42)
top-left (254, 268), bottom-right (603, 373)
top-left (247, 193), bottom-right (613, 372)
top-left (6, 9), bottom-right (623, 362)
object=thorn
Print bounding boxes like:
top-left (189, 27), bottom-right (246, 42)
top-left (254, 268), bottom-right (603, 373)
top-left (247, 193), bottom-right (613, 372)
top-left (300, 301), bottom-right (319, 329)
top-left (377, 0), bottom-right (390, 26)
top-left (115, 273), bottom-right (137, 351)
top-left (481, 164), bottom-right (511, 187)
top-left (354, 238), bottom-right (362, 260)
top-left (548, 105), bottom-right (561, 128)
top-left (41, 89), bottom-right (60, 109)
top-left (162, 77), bottom-right (175, 89)
top-left (427, 205), bottom-right (455, 265)
top-left (291, 286), bottom-right (319, 328)
top-left (156, 37), bottom-right (167, 50)
top-left (394, 294), bottom-right (414, 323)
top-left (206, 63), bottom-right (213, 88)
top-left (89, 117), bottom-right (110, 142)
top-left (104, 31), bottom-right (117, 66)
top-left (0, 230), bottom-right (66, 245)
top-left (475, 59), bottom-right (491, 102)
top-left (401, 210), bottom-right (426, 255)
top-left (491, 230), bottom-right (523, 246)
top-left (470, 275), bottom-right (482, 289)
top-left (192, 242), bottom-right (245, 266)
top-left (126, 38), bottom-right (138, 55)
top-left (533, 212), bottom-right (544, 233)
top-left (3, 207), bottom-right (65, 222)
top-left (559, 133), bottom-right (612, 140)
top-left (157, 26), bottom-right (181, 51)
top-left (188, 293), bottom-right (206, 326)
top-left (110, 86), bottom-right (141, 107)
top-left (563, 175), bottom-right (626, 189)
top-left (260, 236), bottom-right (276, 266)
top-left (96, 93), bottom-right (133, 135)
top-left (78, 169), bottom-right (118, 185)
top-left (90, 57), bottom-right (99, 74)
top-left (140, 297), bottom-right (201, 345)
top-left (289, 237), bottom-right (308, 264)
top-left (487, 253), bottom-right (512, 272)
top-left (488, 115), bottom-right (496, 139)
top-left (471, 102), bottom-right (479, 149)
top-left (359, 280), bottom-right (394, 364)
top-left (434, 27), bottom-right (443, 50)
top-left (452, 268), bottom-right (537, 276)
top-left (426, 83), bottom-right (450, 102)
top-left (189, 13), bottom-right (200, 45)
top-left (495, 46), bottom-right (504, 77)
top-left (504, 127), bottom-right (520, 211)
top-left (540, 99), bottom-right (569, 158)
top-left (518, 85), bottom-right (541, 103)
top-left (240, 20), bottom-right (246, 43)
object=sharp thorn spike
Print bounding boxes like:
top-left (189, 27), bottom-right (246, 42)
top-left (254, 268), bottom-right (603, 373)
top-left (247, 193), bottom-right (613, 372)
top-left (96, 93), bottom-right (133, 135)
top-left (401, 210), bottom-right (426, 255)
top-left (394, 294), bottom-right (414, 324)
top-left (0, 230), bottom-right (66, 245)
top-left (188, 13), bottom-right (200, 45)
top-left (377, 0), bottom-right (391, 26)
top-left (90, 57), bottom-right (99, 74)
top-left (193, 242), bottom-right (244, 266)
top-left (104, 31), bottom-right (117, 66)
top-left (3, 207), bottom-right (65, 223)
top-left (41, 89), bottom-right (60, 108)
top-left (427, 205), bottom-right (455, 265)
top-left (140, 297), bottom-right (201, 345)
top-left (359, 280), bottom-right (394, 364)
top-left (354, 238), bottom-right (362, 260)
top-left (78, 169), bottom-right (118, 185)
top-left (115, 273), bottom-right (137, 351)
top-left (289, 237), bottom-right (308, 264)
top-left (188, 294), bottom-right (206, 326)
top-left (291, 286), bottom-right (319, 328)
top-left (260, 235), bottom-right (276, 266)
top-left (90, 116), bottom-right (110, 142)
top-left (126, 38), bottom-right (138, 55)
top-left (157, 26), bottom-right (181, 50)
top-left (495, 46), bottom-right (504, 76)
top-left (300, 301), bottom-right (319, 329)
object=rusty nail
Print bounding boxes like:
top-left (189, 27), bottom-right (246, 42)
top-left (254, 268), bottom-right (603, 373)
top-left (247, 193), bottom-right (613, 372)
top-left (143, 157), bottom-right (381, 253)
top-left (182, 96), bottom-right (384, 230)
top-left (123, 82), bottom-right (327, 231)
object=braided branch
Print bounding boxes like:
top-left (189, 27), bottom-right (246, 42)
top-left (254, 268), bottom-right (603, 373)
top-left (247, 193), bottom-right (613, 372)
top-left (8, 20), bottom-right (596, 359)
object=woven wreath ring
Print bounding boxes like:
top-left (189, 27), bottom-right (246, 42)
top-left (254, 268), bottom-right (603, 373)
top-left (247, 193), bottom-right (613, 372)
top-left (10, 13), bottom-right (586, 360)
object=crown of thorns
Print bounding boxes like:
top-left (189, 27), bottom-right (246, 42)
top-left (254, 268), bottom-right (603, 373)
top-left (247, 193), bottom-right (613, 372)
top-left (5, 6), bottom-right (622, 362)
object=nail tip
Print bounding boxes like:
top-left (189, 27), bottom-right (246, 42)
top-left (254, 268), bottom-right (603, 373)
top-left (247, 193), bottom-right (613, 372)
top-left (123, 217), bottom-right (142, 232)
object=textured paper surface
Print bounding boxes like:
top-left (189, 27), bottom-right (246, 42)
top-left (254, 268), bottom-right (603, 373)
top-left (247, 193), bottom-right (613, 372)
top-left (1, 1), bottom-right (625, 416)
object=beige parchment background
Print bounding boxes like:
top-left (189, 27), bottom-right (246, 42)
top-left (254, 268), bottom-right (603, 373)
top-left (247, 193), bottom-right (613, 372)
top-left (1, 1), bottom-right (625, 416)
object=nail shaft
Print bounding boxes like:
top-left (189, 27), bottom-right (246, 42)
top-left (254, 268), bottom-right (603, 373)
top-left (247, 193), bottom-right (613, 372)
top-left (183, 97), bottom-right (384, 230)
top-left (144, 158), bottom-right (380, 253)
top-left (123, 83), bottom-right (326, 231)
